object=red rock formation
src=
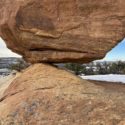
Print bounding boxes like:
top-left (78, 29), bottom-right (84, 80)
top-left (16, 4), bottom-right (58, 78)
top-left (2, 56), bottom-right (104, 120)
top-left (0, 1), bottom-right (125, 124)
top-left (0, 0), bottom-right (125, 63)
top-left (0, 64), bottom-right (125, 124)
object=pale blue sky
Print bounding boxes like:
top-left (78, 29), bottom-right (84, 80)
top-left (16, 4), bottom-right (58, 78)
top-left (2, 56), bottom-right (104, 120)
top-left (0, 37), bottom-right (125, 61)
top-left (103, 38), bottom-right (125, 61)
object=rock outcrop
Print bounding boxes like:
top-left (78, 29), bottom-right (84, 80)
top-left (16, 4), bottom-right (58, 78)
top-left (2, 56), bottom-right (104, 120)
top-left (0, 0), bottom-right (125, 63)
top-left (0, 64), bottom-right (125, 125)
top-left (0, 0), bottom-right (125, 124)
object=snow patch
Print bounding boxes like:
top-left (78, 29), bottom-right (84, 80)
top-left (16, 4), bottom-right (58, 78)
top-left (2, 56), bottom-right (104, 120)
top-left (81, 74), bottom-right (125, 83)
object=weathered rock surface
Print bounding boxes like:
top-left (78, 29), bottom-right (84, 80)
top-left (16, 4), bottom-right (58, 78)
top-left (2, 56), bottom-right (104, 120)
top-left (0, 0), bottom-right (125, 63)
top-left (0, 64), bottom-right (125, 125)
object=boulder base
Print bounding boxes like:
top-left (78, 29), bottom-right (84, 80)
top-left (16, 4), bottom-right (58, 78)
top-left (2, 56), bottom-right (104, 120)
top-left (0, 64), bottom-right (125, 124)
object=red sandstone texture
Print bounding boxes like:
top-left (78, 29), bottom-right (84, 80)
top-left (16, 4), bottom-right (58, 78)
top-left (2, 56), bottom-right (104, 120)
top-left (0, 64), bottom-right (125, 125)
top-left (0, 0), bottom-right (125, 63)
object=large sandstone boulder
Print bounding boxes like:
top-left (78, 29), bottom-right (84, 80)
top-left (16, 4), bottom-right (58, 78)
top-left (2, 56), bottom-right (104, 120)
top-left (0, 0), bottom-right (125, 63)
top-left (0, 64), bottom-right (125, 125)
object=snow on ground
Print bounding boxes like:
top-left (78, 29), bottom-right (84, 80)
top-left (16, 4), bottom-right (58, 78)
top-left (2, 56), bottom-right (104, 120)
top-left (81, 74), bottom-right (125, 84)
top-left (0, 74), bottom-right (20, 97)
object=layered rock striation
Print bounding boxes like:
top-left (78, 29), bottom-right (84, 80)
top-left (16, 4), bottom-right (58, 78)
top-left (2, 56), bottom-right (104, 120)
top-left (0, 0), bottom-right (125, 63)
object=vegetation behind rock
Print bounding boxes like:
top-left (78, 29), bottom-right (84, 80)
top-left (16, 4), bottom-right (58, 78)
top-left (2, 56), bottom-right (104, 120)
top-left (65, 61), bottom-right (125, 75)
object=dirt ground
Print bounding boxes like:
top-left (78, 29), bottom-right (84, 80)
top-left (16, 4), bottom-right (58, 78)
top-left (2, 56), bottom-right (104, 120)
top-left (89, 80), bottom-right (125, 93)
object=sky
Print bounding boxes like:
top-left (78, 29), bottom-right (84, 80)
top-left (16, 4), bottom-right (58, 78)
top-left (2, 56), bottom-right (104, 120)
top-left (0, 37), bottom-right (21, 57)
top-left (103, 38), bottom-right (125, 61)
top-left (0, 37), bottom-right (125, 61)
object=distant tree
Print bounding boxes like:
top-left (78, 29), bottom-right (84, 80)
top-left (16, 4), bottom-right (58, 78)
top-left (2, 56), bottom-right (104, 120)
top-left (84, 67), bottom-right (95, 75)
top-left (117, 61), bottom-right (125, 74)
top-left (123, 69), bottom-right (125, 74)
top-left (65, 63), bottom-right (85, 75)
top-left (109, 63), bottom-right (117, 74)
top-left (96, 63), bottom-right (103, 74)
top-left (9, 59), bottom-right (29, 72)
top-left (65, 61), bottom-right (125, 75)
top-left (96, 62), bottom-right (110, 74)
top-left (109, 61), bottom-right (125, 74)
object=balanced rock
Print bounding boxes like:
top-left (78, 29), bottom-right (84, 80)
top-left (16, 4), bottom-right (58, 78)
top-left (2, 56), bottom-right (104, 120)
top-left (0, 0), bottom-right (125, 63)
top-left (0, 64), bottom-right (125, 124)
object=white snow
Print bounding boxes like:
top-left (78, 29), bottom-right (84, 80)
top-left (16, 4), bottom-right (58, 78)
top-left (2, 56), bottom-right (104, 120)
top-left (81, 74), bottom-right (125, 83)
